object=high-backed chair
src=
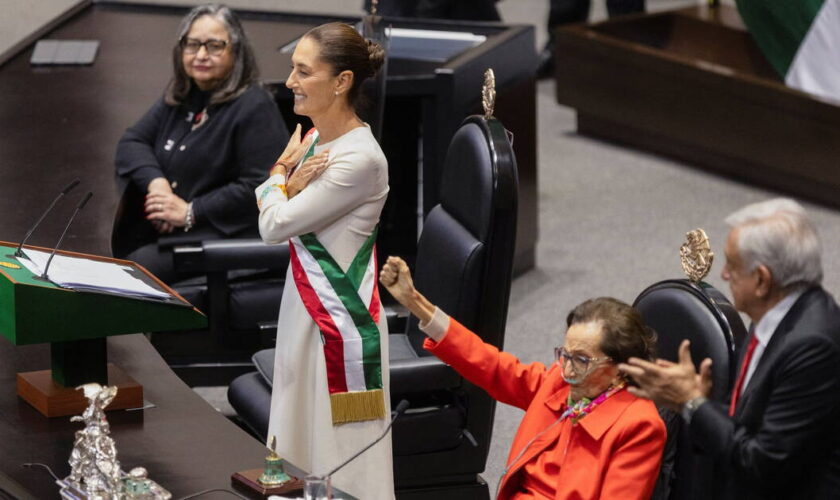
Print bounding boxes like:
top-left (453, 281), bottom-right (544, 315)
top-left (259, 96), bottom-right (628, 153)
top-left (228, 113), bottom-right (519, 499)
top-left (634, 279), bottom-right (747, 500)
top-left (359, 11), bottom-right (388, 142)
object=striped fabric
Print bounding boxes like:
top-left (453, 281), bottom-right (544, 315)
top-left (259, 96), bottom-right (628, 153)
top-left (289, 228), bottom-right (384, 424)
top-left (737, 0), bottom-right (840, 101)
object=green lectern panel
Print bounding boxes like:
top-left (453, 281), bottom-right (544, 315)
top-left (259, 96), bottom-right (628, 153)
top-left (0, 242), bottom-right (206, 346)
top-left (13, 283), bottom-right (205, 345)
top-left (0, 242), bottom-right (206, 391)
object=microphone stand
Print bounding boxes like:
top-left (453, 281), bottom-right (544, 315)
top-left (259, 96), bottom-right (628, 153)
top-left (37, 192), bottom-right (93, 283)
top-left (10, 179), bottom-right (79, 259)
top-left (312, 399), bottom-right (409, 494)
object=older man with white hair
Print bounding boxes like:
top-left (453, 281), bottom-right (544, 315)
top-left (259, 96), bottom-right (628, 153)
top-left (620, 198), bottom-right (840, 499)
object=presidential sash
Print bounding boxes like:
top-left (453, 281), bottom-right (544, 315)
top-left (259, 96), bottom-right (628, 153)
top-left (282, 128), bottom-right (385, 425)
top-left (289, 230), bottom-right (384, 424)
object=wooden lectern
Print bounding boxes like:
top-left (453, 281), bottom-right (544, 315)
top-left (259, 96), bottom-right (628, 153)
top-left (0, 241), bottom-right (206, 417)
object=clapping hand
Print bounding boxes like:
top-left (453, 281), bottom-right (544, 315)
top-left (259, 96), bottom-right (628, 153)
top-left (618, 340), bottom-right (713, 412)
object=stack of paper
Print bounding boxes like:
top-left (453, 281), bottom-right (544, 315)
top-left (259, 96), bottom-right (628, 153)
top-left (18, 250), bottom-right (170, 300)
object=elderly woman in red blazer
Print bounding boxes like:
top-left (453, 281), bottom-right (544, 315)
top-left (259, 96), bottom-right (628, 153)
top-left (380, 257), bottom-right (666, 499)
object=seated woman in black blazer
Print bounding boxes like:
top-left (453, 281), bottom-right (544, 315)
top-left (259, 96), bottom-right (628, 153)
top-left (114, 4), bottom-right (286, 283)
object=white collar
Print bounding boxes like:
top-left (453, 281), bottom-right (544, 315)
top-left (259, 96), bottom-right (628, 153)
top-left (753, 288), bottom-right (806, 347)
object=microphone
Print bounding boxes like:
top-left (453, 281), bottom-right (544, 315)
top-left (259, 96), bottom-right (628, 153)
top-left (39, 192), bottom-right (93, 282)
top-left (12, 179), bottom-right (80, 258)
top-left (322, 399), bottom-right (409, 479)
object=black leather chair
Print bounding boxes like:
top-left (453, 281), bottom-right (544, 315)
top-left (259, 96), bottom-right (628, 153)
top-left (229, 113), bottom-right (519, 499)
top-left (633, 279), bottom-right (748, 500)
top-left (359, 12), bottom-right (388, 142)
top-left (110, 183), bottom-right (290, 386)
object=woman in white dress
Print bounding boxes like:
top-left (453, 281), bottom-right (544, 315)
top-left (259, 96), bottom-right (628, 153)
top-left (254, 22), bottom-right (393, 499)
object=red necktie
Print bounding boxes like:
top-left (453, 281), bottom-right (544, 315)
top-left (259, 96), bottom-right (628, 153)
top-left (729, 333), bottom-right (759, 416)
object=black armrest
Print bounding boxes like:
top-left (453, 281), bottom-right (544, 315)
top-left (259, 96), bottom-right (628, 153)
top-left (385, 304), bottom-right (409, 334)
top-left (252, 346), bottom-right (462, 394)
top-left (390, 356), bottom-right (462, 394)
top-left (252, 348), bottom-right (275, 386)
top-left (157, 226), bottom-right (221, 249)
top-left (228, 372), bottom-right (272, 440)
top-left (173, 239), bottom-right (289, 273)
top-left (203, 240), bottom-right (289, 271)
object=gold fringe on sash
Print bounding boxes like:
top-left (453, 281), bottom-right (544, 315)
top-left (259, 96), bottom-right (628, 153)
top-left (330, 389), bottom-right (386, 424)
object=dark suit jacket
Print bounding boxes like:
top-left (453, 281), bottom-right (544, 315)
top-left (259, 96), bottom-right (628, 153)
top-left (690, 286), bottom-right (840, 499)
top-left (115, 84), bottom-right (285, 239)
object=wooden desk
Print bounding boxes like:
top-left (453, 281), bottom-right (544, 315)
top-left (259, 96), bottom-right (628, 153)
top-left (0, 1), bottom-right (537, 274)
top-left (0, 332), bottom-right (356, 498)
top-left (0, 334), bottom-right (270, 498)
top-left (555, 5), bottom-right (840, 208)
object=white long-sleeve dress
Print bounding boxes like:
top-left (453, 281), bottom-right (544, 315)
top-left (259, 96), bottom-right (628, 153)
top-left (256, 125), bottom-right (393, 500)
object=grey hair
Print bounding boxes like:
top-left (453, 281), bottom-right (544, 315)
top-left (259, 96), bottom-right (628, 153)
top-left (725, 198), bottom-right (823, 289)
top-left (165, 4), bottom-right (258, 106)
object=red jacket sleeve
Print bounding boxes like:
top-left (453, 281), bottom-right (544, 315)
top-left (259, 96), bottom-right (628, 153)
top-left (424, 317), bottom-right (550, 410)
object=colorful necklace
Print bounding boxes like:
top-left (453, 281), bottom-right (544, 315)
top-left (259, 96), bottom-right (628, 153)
top-left (563, 381), bottom-right (627, 425)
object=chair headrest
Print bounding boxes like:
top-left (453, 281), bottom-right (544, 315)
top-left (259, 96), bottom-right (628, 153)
top-left (438, 116), bottom-right (516, 242)
top-left (634, 280), bottom-right (746, 403)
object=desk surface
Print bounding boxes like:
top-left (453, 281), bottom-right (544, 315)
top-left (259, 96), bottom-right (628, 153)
top-left (0, 333), bottom-right (275, 498)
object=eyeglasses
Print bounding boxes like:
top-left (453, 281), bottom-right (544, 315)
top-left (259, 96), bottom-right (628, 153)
top-left (181, 38), bottom-right (228, 56)
top-left (554, 347), bottom-right (611, 373)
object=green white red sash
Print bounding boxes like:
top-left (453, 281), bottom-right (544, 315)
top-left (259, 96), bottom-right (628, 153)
top-left (287, 129), bottom-right (385, 424)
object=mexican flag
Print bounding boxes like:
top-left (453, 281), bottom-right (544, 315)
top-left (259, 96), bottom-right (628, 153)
top-left (737, 0), bottom-right (840, 102)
